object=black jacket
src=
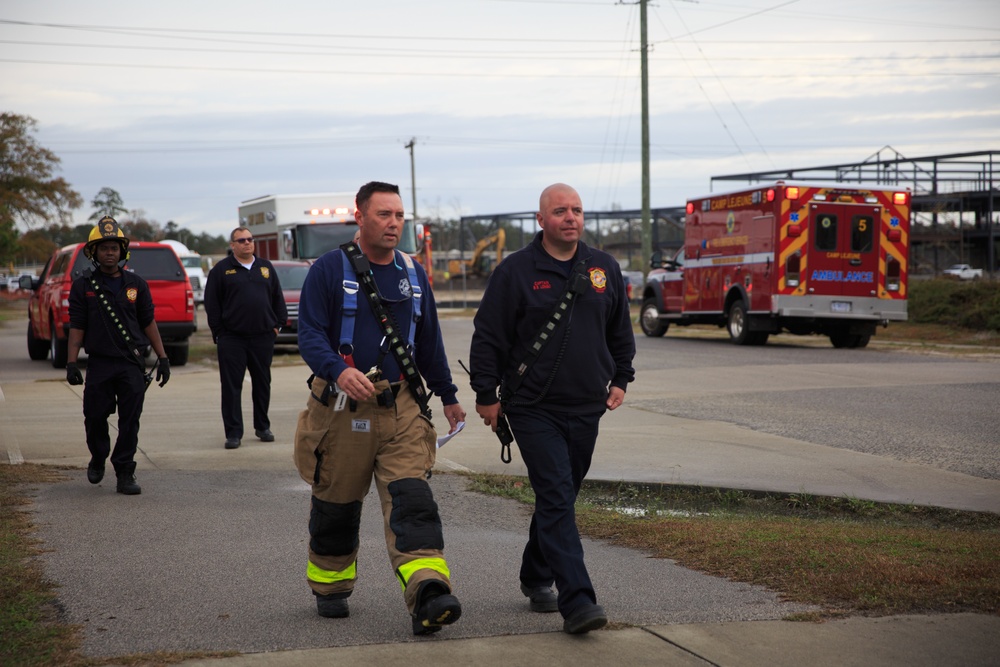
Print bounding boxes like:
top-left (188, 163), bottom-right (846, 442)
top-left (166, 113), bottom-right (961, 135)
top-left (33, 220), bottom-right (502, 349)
top-left (68, 269), bottom-right (154, 358)
top-left (205, 255), bottom-right (287, 340)
top-left (469, 233), bottom-right (636, 414)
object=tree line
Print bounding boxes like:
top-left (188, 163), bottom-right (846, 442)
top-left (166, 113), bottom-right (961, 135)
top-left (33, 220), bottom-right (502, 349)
top-left (0, 112), bottom-right (228, 265)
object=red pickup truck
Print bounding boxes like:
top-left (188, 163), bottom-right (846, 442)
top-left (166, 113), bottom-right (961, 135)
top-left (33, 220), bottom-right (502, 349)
top-left (22, 241), bottom-right (197, 367)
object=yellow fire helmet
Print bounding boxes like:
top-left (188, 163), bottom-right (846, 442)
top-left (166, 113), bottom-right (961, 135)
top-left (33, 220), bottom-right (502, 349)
top-left (83, 216), bottom-right (130, 260)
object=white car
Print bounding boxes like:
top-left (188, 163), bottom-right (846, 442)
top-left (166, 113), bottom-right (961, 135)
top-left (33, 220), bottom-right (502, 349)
top-left (942, 264), bottom-right (983, 280)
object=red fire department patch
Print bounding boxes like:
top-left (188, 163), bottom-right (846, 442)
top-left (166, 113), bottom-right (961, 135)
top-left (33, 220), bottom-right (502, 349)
top-left (126, 288), bottom-right (138, 303)
top-left (588, 268), bottom-right (607, 293)
top-left (533, 280), bottom-right (551, 290)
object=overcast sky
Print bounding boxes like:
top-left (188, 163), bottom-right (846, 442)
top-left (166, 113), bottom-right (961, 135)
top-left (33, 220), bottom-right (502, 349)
top-left (2, 0), bottom-right (998, 237)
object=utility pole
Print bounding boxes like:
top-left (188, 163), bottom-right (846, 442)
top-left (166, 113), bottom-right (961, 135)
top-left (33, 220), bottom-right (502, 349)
top-left (404, 138), bottom-right (418, 220)
top-left (640, 0), bottom-right (652, 272)
top-left (405, 137), bottom-right (434, 286)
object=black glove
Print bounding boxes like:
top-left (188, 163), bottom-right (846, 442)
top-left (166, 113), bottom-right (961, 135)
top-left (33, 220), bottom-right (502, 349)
top-left (66, 363), bottom-right (84, 385)
top-left (156, 357), bottom-right (170, 387)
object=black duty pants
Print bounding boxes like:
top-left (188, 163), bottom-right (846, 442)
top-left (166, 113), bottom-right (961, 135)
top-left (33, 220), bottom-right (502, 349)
top-left (82, 355), bottom-right (147, 473)
top-left (217, 332), bottom-right (274, 439)
top-left (506, 405), bottom-right (603, 618)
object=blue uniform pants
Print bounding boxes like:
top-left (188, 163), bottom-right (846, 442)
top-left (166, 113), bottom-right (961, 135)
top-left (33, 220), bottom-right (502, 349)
top-left (217, 332), bottom-right (274, 439)
top-left (507, 406), bottom-right (603, 617)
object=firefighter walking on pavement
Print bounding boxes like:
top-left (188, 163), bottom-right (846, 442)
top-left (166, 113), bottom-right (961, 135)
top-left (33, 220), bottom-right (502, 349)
top-left (293, 181), bottom-right (467, 636)
top-left (66, 217), bottom-right (171, 495)
top-left (204, 227), bottom-right (287, 450)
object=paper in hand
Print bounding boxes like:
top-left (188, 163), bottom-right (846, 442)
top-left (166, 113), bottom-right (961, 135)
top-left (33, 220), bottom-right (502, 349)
top-left (436, 421), bottom-right (466, 449)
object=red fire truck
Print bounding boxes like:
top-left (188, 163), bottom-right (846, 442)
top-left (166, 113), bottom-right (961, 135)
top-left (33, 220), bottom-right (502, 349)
top-left (640, 181), bottom-right (910, 347)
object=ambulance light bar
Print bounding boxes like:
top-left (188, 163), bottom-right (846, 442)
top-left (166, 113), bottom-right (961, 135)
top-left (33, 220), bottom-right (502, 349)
top-left (306, 206), bottom-right (355, 216)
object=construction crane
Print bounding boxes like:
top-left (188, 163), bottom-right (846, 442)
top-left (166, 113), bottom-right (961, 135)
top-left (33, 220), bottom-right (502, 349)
top-left (448, 228), bottom-right (505, 278)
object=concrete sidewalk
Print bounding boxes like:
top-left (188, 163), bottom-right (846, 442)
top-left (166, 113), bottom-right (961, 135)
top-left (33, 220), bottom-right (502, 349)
top-left (2, 319), bottom-right (998, 666)
top-left (174, 615), bottom-right (1000, 667)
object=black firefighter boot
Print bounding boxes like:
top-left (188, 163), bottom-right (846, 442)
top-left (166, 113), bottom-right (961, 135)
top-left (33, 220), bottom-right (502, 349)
top-left (116, 461), bottom-right (142, 495)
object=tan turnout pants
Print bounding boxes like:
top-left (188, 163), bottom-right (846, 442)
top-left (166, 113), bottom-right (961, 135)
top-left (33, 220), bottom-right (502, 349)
top-left (293, 377), bottom-right (451, 613)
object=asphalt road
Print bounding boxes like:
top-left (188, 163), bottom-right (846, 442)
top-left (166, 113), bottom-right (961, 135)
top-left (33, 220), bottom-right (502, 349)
top-left (1, 307), bottom-right (998, 658)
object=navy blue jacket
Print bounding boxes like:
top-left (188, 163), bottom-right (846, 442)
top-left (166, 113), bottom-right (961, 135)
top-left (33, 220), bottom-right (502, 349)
top-left (470, 233), bottom-right (635, 414)
top-left (68, 269), bottom-right (154, 358)
top-left (297, 248), bottom-right (459, 406)
top-left (205, 255), bottom-right (287, 340)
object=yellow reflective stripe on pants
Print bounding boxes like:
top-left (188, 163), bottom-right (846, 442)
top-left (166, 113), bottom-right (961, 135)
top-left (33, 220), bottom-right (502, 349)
top-left (396, 558), bottom-right (451, 590)
top-left (307, 559), bottom-right (357, 584)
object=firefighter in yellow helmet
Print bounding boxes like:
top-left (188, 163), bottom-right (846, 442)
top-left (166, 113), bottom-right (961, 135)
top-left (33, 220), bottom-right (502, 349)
top-left (66, 216), bottom-right (170, 495)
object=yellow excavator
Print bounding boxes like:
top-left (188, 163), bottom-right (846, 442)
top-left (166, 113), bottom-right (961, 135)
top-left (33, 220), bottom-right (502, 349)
top-left (448, 228), bottom-right (505, 278)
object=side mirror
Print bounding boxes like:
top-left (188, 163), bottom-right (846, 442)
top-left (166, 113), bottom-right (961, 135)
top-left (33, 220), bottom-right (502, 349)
top-left (650, 251), bottom-right (663, 268)
top-left (664, 260), bottom-right (680, 272)
top-left (18, 275), bottom-right (37, 291)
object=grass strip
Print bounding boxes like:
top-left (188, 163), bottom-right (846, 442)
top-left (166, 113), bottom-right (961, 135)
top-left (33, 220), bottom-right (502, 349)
top-left (468, 473), bottom-right (1000, 618)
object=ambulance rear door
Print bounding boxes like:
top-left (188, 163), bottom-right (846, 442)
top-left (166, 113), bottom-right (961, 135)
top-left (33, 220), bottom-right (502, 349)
top-left (808, 202), bottom-right (880, 308)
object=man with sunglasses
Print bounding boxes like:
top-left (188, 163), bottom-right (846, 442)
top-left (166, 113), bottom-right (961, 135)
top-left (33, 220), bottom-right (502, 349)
top-left (205, 226), bottom-right (287, 450)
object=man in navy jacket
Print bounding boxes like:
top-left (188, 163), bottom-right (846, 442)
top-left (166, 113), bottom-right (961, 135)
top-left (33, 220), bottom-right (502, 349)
top-left (204, 227), bottom-right (287, 449)
top-left (470, 183), bottom-right (635, 634)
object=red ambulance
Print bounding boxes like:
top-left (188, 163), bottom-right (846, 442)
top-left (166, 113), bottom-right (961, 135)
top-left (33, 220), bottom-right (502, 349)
top-left (640, 181), bottom-right (910, 347)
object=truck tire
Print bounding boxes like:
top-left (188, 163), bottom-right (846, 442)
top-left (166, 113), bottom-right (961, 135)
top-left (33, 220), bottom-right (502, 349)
top-left (27, 323), bottom-right (49, 360)
top-left (640, 298), bottom-right (669, 337)
top-left (50, 319), bottom-right (68, 369)
top-left (726, 303), bottom-right (769, 346)
top-left (830, 332), bottom-right (869, 348)
top-left (727, 302), bottom-right (754, 345)
top-left (165, 341), bottom-right (189, 367)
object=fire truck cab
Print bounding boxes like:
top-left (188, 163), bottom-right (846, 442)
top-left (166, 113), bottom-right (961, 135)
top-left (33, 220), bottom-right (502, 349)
top-left (237, 192), bottom-right (418, 262)
top-left (641, 181), bottom-right (910, 348)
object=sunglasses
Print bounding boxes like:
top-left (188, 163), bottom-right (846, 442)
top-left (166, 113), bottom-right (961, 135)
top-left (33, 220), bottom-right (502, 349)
top-left (233, 237), bottom-right (255, 245)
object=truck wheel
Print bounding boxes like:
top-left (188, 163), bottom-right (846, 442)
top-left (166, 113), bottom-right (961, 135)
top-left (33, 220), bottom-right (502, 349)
top-left (165, 342), bottom-right (189, 367)
top-left (640, 298), bottom-right (668, 337)
top-left (50, 320), bottom-right (68, 368)
top-left (830, 332), bottom-right (859, 348)
top-left (853, 334), bottom-right (871, 349)
top-left (727, 302), bottom-right (753, 345)
top-left (27, 323), bottom-right (49, 360)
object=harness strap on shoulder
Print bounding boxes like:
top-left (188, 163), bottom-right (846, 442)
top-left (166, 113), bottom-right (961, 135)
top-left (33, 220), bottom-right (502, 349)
top-left (397, 251), bottom-right (422, 349)
top-left (339, 248), bottom-right (421, 357)
top-left (339, 254), bottom-right (359, 367)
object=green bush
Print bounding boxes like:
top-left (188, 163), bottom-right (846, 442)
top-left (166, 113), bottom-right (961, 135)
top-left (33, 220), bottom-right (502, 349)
top-left (908, 279), bottom-right (1000, 331)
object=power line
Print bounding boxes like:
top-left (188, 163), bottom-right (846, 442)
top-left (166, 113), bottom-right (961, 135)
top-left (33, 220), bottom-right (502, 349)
top-left (3, 39), bottom-right (996, 63)
top-left (3, 57), bottom-right (994, 78)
